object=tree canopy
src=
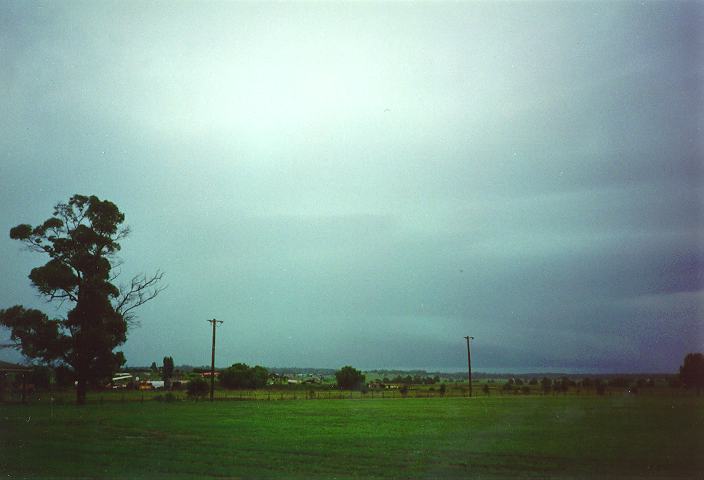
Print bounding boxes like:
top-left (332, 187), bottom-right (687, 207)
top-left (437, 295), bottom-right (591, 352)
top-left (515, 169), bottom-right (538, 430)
top-left (679, 353), bottom-right (704, 394)
top-left (220, 363), bottom-right (268, 389)
top-left (0, 194), bottom-right (164, 404)
top-left (162, 356), bottom-right (174, 383)
top-left (335, 365), bottom-right (365, 390)
top-left (187, 377), bottom-right (209, 399)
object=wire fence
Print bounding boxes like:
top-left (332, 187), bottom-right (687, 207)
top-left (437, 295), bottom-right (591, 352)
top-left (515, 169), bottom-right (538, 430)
top-left (1, 383), bottom-right (687, 405)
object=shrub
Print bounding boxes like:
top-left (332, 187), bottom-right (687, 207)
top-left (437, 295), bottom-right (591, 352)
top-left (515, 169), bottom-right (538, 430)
top-left (220, 363), bottom-right (268, 389)
top-left (187, 377), bottom-right (209, 399)
top-left (335, 366), bottom-right (365, 390)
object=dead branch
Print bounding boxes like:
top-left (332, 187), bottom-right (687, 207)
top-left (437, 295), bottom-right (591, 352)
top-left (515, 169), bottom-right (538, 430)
top-left (114, 270), bottom-right (166, 327)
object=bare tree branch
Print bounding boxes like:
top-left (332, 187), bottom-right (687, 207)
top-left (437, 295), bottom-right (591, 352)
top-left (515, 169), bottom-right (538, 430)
top-left (115, 226), bottom-right (131, 241)
top-left (114, 270), bottom-right (166, 327)
top-left (109, 259), bottom-right (124, 281)
top-left (48, 291), bottom-right (78, 302)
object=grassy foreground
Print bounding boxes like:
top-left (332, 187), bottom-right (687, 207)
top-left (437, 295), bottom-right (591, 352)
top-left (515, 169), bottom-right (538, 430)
top-left (1, 395), bottom-right (702, 479)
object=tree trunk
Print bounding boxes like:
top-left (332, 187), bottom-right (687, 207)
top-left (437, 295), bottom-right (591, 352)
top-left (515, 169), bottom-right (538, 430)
top-left (76, 378), bottom-right (87, 405)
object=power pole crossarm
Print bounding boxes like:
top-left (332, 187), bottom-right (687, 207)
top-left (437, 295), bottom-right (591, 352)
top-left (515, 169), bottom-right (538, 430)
top-left (207, 319), bottom-right (224, 402)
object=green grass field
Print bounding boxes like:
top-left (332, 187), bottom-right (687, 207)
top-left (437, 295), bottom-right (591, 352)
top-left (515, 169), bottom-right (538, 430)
top-left (1, 395), bottom-right (702, 479)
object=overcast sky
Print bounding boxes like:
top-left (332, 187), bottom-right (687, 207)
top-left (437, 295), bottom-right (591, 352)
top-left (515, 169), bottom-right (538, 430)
top-left (1, 1), bottom-right (702, 373)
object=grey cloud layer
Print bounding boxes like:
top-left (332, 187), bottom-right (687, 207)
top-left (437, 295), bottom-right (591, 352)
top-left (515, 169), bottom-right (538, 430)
top-left (1, 1), bottom-right (701, 371)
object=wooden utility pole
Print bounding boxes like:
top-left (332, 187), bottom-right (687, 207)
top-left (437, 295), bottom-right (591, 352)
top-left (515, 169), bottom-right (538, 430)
top-left (464, 336), bottom-right (474, 397)
top-left (207, 319), bottom-right (223, 401)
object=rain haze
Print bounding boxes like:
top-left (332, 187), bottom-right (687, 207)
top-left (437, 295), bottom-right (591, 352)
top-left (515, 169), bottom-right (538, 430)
top-left (1, 1), bottom-right (702, 373)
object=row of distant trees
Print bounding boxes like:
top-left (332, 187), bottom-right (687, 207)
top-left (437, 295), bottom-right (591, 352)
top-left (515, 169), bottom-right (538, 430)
top-left (2, 356), bottom-right (703, 400)
top-left (149, 354), bottom-right (704, 395)
top-left (381, 375), bottom-right (440, 385)
top-left (182, 364), bottom-right (366, 398)
top-left (494, 377), bottom-right (608, 395)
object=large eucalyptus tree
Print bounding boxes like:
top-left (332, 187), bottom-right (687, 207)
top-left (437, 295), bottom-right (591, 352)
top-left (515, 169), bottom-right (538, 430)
top-left (0, 194), bottom-right (164, 404)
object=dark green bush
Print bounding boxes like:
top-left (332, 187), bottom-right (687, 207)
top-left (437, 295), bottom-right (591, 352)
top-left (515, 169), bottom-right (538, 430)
top-left (335, 366), bottom-right (365, 390)
top-left (220, 363), bottom-right (268, 389)
top-left (187, 377), bottom-right (209, 399)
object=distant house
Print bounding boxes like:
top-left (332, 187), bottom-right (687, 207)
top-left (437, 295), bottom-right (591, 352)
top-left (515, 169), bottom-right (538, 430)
top-left (137, 380), bottom-right (165, 390)
top-left (367, 381), bottom-right (401, 390)
top-left (111, 373), bottom-right (133, 389)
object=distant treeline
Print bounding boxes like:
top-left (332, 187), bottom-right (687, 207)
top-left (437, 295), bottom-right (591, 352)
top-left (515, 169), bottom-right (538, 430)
top-left (367, 370), bottom-right (677, 381)
top-left (122, 365), bottom-right (677, 381)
